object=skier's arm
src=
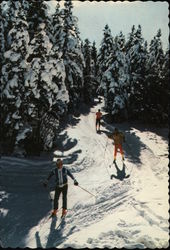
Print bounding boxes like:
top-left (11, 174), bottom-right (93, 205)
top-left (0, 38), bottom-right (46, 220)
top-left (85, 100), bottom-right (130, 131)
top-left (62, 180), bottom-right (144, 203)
top-left (47, 170), bottom-right (55, 180)
top-left (125, 174), bottom-right (130, 179)
top-left (67, 169), bottom-right (78, 185)
top-left (43, 169), bottom-right (55, 187)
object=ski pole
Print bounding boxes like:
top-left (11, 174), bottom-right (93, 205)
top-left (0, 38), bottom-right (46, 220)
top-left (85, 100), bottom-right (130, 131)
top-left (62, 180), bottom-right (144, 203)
top-left (103, 136), bottom-right (112, 177)
top-left (77, 185), bottom-right (97, 198)
top-left (104, 137), bottom-right (109, 157)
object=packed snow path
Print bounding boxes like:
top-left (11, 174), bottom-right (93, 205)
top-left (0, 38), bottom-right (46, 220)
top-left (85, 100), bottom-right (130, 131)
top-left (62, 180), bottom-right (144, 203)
top-left (0, 98), bottom-right (169, 248)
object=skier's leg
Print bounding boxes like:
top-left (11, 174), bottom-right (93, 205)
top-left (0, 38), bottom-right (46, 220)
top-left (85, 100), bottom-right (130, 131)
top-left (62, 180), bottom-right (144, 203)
top-left (114, 145), bottom-right (118, 162)
top-left (119, 144), bottom-right (124, 160)
top-left (62, 185), bottom-right (68, 216)
top-left (96, 119), bottom-right (98, 130)
top-left (54, 187), bottom-right (61, 210)
top-left (62, 184), bottom-right (68, 210)
top-left (99, 119), bottom-right (101, 131)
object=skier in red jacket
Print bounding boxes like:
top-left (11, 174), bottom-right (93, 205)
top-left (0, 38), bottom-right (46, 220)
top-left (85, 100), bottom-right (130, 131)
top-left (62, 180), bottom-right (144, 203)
top-left (96, 109), bottom-right (102, 132)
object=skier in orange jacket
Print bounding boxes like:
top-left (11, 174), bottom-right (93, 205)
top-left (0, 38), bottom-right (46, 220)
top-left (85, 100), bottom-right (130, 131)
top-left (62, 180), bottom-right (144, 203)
top-left (96, 109), bottom-right (102, 132)
top-left (108, 128), bottom-right (125, 163)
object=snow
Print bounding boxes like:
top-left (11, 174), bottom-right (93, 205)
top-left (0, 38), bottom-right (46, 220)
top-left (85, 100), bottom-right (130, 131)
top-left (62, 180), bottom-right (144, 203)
top-left (0, 98), bottom-right (169, 248)
top-left (16, 128), bottom-right (32, 144)
top-left (4, 50), bottom-right (21, 62)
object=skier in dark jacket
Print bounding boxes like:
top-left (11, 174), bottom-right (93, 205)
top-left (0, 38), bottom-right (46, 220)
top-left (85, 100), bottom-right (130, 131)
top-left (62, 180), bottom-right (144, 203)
top-left (43, 158), bottom-right (78, 217)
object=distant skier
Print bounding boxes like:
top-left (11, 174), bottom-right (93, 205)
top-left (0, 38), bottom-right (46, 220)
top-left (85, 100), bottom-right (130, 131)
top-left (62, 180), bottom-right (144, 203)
top-left (111, 162), bottom-right (130, 181)
top-left (96, 109), bottom-right (102, 132)
top-left (43, 159), bottom-right (79, 217)
top-left (108, 127), bottom-right (125, 163)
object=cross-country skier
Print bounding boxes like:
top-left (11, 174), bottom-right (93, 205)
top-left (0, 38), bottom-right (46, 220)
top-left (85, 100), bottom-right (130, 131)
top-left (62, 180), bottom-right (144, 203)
top-left (108, 127), bottom-right (125, 163)
top-left (43, 159), bottom-right (79, 217)
top-left (96, 109), bottom-right (102, 132)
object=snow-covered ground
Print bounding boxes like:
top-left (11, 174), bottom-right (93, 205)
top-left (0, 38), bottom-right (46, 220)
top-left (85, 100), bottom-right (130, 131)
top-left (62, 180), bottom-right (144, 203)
top-left (0, 98), bottom-right (169, 248)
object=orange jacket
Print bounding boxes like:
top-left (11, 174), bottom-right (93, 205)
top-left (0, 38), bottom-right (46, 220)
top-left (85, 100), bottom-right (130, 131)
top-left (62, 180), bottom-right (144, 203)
top-left (96, 111), bottom-right (102, 120)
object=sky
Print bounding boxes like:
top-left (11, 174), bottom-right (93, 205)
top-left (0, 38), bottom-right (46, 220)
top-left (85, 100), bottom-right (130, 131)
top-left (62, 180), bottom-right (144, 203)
top-left (47, 0), bottom-right (169, 51)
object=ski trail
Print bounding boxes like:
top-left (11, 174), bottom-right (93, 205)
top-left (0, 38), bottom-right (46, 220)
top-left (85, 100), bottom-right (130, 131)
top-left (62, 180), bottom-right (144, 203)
top-left (0, 97), bottom-right (169, 248)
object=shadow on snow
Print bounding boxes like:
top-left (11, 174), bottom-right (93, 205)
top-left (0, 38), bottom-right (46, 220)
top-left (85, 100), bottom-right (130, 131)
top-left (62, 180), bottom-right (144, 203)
top-left (35, 216), bottom-right (76, 248)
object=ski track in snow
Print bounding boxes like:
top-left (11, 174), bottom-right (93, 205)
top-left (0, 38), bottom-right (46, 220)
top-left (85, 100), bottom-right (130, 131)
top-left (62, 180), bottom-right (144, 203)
top-left (0, 98), bottom-right (169, 248)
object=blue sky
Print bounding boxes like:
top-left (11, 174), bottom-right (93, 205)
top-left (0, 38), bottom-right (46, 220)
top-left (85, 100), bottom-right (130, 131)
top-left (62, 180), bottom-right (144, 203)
top-left (48, 1), bottom-right (169, 51)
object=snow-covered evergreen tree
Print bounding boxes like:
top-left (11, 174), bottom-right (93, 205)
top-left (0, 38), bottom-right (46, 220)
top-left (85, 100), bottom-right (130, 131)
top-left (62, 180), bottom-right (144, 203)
top-left (82, 39), bottom-right (96, 103)
top-left (51, 1), bottom-right (64, 48)
top-left (26, 1), bottom-right (69, 151)
top-left (61, 0), bottom-right (85, 110)
top-left (0, 2), bottom-right (5, 67)
top-left (97, 24), bottom-right (114, 88)
top-left (126, 25), bottom-right (149, 120)
top-left (1, 1), bottom-right (30, 153)
top-left (160, 47), bottom-right (170, 123)
top-left (101, 31), bottom-right (129, 121)
top-left (91, 41), bottom-right (98, 78)
top-left (0, 1), bottom-right (7, 152)
top-left (145, 29), bottom-right (167, 124)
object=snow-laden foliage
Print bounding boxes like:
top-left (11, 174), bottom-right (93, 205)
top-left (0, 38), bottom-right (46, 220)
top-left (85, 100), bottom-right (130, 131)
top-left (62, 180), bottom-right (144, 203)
top-left (101, 32), bottom-right (129, 121)
top-left (1, 1), bottom-right (30, 153)
top-left (82, 39), bottom-right (99, 103)
top-left (26, 3), bottom-right (69, 151)
top-left (97, 24), bottom-right (168, 125)
top-left (91, 41), bottom-right (99, 78)
top-left (97, 24), bottom-right (114, 87)
top-left (143, 29), bottom-right (168, 124)
top-left (51, 1), bottom-right (64, 50)
top-left (126, 25), bottom-right (149, 120)
top-left (61, 0), bottom-right (85, 110)
top-left (0, 2), bottom-right (5, 66)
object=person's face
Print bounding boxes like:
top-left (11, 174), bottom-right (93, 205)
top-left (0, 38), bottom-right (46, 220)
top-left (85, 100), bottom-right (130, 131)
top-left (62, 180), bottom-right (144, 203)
top-left (57, 160), bottom-right (63, 169)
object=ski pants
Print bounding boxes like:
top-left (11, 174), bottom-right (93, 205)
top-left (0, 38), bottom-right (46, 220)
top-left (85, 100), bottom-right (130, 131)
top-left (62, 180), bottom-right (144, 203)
top-left (54, 184), bottom-right (68, 210)
top-left (114, 144), bottom-right (124, 159)
top-left (96, 119), bottom-right (101, 127)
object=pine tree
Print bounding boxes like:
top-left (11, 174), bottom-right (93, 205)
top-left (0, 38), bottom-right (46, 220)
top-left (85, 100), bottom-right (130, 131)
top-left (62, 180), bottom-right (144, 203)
top-left (126, 25), bottom-right (149, 120)
top-left (51, 1), bottom-right (63, 48)
top-left (26, 1), bottom-right (69, 151)
top-left (91, 41), bottom-right (98, 77)
top-left (101, 31), bottom-right (129, 121)
top-left (145, 29), bottom-right (167, 124)
top-left (97, 24), bottom-right (114, 85)
top-left (83, 39), bottom-right (94, 103)
top-left (1, 1), bottom-right (30, 153)
top-left (62, 0), bottom-right (84, 110)
top-left (0, 2), bottom-right (5, 67)
top-left (160, 48), bottom-right (169, 123)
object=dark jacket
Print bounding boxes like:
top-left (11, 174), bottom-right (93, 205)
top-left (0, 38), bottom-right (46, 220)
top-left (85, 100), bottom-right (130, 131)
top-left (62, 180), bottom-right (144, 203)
top-left (47, 167), bottom-right (76, 187)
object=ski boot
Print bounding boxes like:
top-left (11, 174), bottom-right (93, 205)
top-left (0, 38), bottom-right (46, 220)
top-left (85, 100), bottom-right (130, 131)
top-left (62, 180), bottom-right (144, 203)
top-left (51, 209), bottom-right (58, 217)
top-left (61, 209), bottom-right (67, 218)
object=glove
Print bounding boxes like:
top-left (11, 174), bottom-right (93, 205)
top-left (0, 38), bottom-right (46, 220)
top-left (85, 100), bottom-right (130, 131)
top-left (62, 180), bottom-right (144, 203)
top-left (43, 180), bottom-right (48, 187)
top-left (74, 180), bottom-right (78, 186)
